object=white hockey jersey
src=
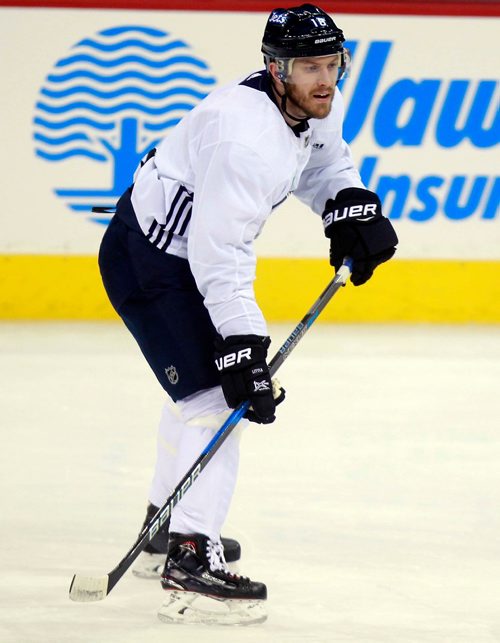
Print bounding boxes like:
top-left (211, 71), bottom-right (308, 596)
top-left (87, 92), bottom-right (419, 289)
top-left (130, 70), bottom-right (364, 338)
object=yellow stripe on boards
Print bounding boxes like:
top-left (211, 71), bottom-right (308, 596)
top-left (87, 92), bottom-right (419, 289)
top-left (0, 255), bottom-right (115, 320)
top-left (0, 255), bottom-right (499, 322)
top-left (256, 258), bottom-right (500, 323)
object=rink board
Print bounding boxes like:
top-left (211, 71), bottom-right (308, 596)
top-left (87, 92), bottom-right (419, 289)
top-left (0, 4), bottom-right (498, 321)
top-left (1, 255), bottom-right (499, 322)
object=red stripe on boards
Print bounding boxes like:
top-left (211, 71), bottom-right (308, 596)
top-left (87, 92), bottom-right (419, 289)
top-left (1, 0), bottom-right (499, 17)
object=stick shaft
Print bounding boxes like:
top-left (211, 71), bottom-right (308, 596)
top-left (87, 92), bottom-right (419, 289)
top-left (269, 261), bottom-right (352, 376)
top-left (87, 261), bottom-right (351, 596)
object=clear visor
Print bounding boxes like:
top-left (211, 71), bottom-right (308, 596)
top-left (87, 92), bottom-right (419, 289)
top-left (275, 49), bottom-right (351, 85)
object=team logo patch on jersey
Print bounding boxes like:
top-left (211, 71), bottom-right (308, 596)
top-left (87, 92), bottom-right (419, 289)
top-left (165, 365), bottom-right (179, 385)
top-left (32, 25), bottom-right (216, 226)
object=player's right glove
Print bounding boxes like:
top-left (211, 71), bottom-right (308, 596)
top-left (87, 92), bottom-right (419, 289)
top-left (322, 187), bottom-right (398, 286)
top-left (214, 334), bottom-right (285, 424)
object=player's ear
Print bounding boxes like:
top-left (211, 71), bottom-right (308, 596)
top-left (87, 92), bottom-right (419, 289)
top-left (268, 62), bottom-right (284, 87)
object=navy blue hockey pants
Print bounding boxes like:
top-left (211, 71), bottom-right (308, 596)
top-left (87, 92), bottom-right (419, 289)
top-left (98, 214), bottom-right (220, 401)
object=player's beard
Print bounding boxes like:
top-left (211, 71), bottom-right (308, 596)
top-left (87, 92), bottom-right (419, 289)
top-left (284, 83), bottom-right (334, 120)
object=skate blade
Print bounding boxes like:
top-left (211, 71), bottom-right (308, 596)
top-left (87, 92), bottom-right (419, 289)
top-left (158, 590), bottom-right (267, 626)
top-left (132, 552), bottom-right (165, 579)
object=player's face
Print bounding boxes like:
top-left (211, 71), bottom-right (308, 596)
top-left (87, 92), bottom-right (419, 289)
top-left (284, 55), bottom-right (340, 119)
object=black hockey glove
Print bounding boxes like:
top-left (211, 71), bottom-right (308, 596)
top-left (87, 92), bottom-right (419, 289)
top-left (322, 187), bottom-right (398, 286)
top-left (214, 335), bottom-right (285, 424)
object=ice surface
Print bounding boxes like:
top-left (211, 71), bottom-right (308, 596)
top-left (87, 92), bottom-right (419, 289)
top-left (1, 322), bottom-right (499, 643)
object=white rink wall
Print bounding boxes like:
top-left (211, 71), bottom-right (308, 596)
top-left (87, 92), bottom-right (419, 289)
top-left (0, 2), bottom-right (498, 321)
top-left (0, 8), bottom-right (498, 258)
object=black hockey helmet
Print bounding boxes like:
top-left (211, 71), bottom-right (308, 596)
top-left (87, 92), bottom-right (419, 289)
top-left (262, 4), bottom-right (345, 61)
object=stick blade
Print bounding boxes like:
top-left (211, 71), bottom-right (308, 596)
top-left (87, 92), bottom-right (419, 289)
top-left (69, 573), bottom-right (109, 602)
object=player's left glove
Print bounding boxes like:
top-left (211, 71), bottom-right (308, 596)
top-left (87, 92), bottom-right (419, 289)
top-left (322, 187), bottom-right (398, 286)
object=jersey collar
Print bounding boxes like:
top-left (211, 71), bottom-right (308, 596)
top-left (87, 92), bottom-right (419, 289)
top-left (240, 70), bottom-right (310, 138)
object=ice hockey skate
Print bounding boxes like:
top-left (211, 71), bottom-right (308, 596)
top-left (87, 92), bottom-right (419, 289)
top-left (132, 504), bottom-right (241, 579)
top-left (158, 533), bottom-right (267, 626)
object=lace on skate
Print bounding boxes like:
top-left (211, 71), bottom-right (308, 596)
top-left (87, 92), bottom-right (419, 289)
top-left (206, 539), bottom-right (228, 572)
top-left (206, 539), bottom-right (248, 581)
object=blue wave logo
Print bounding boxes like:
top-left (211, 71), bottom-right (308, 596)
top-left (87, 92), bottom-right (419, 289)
top-left (33, 25), bottom-right (216, 224)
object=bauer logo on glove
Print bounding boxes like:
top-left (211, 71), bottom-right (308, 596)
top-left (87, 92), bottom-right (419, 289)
top-left (322, 187), bottom-right (398, 287)
top-left (322, 201), bottom-right (378, 227)
top-left (215, 348), bottom-right (252, 370)
top-left (214, 335), bottom-right (285, 424)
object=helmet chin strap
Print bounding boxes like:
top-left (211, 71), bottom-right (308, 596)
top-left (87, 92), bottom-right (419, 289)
top-left (280, 91), bottom-right (309, 123)
top-left (272, 79), bottom-right (309, 124)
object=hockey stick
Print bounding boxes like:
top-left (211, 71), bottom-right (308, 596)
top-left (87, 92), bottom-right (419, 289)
top-left (69, 257), bottom-right (353, 602)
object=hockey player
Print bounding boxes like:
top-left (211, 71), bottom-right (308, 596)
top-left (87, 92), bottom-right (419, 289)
top-left (98, 4), bottom-right (398, 625)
